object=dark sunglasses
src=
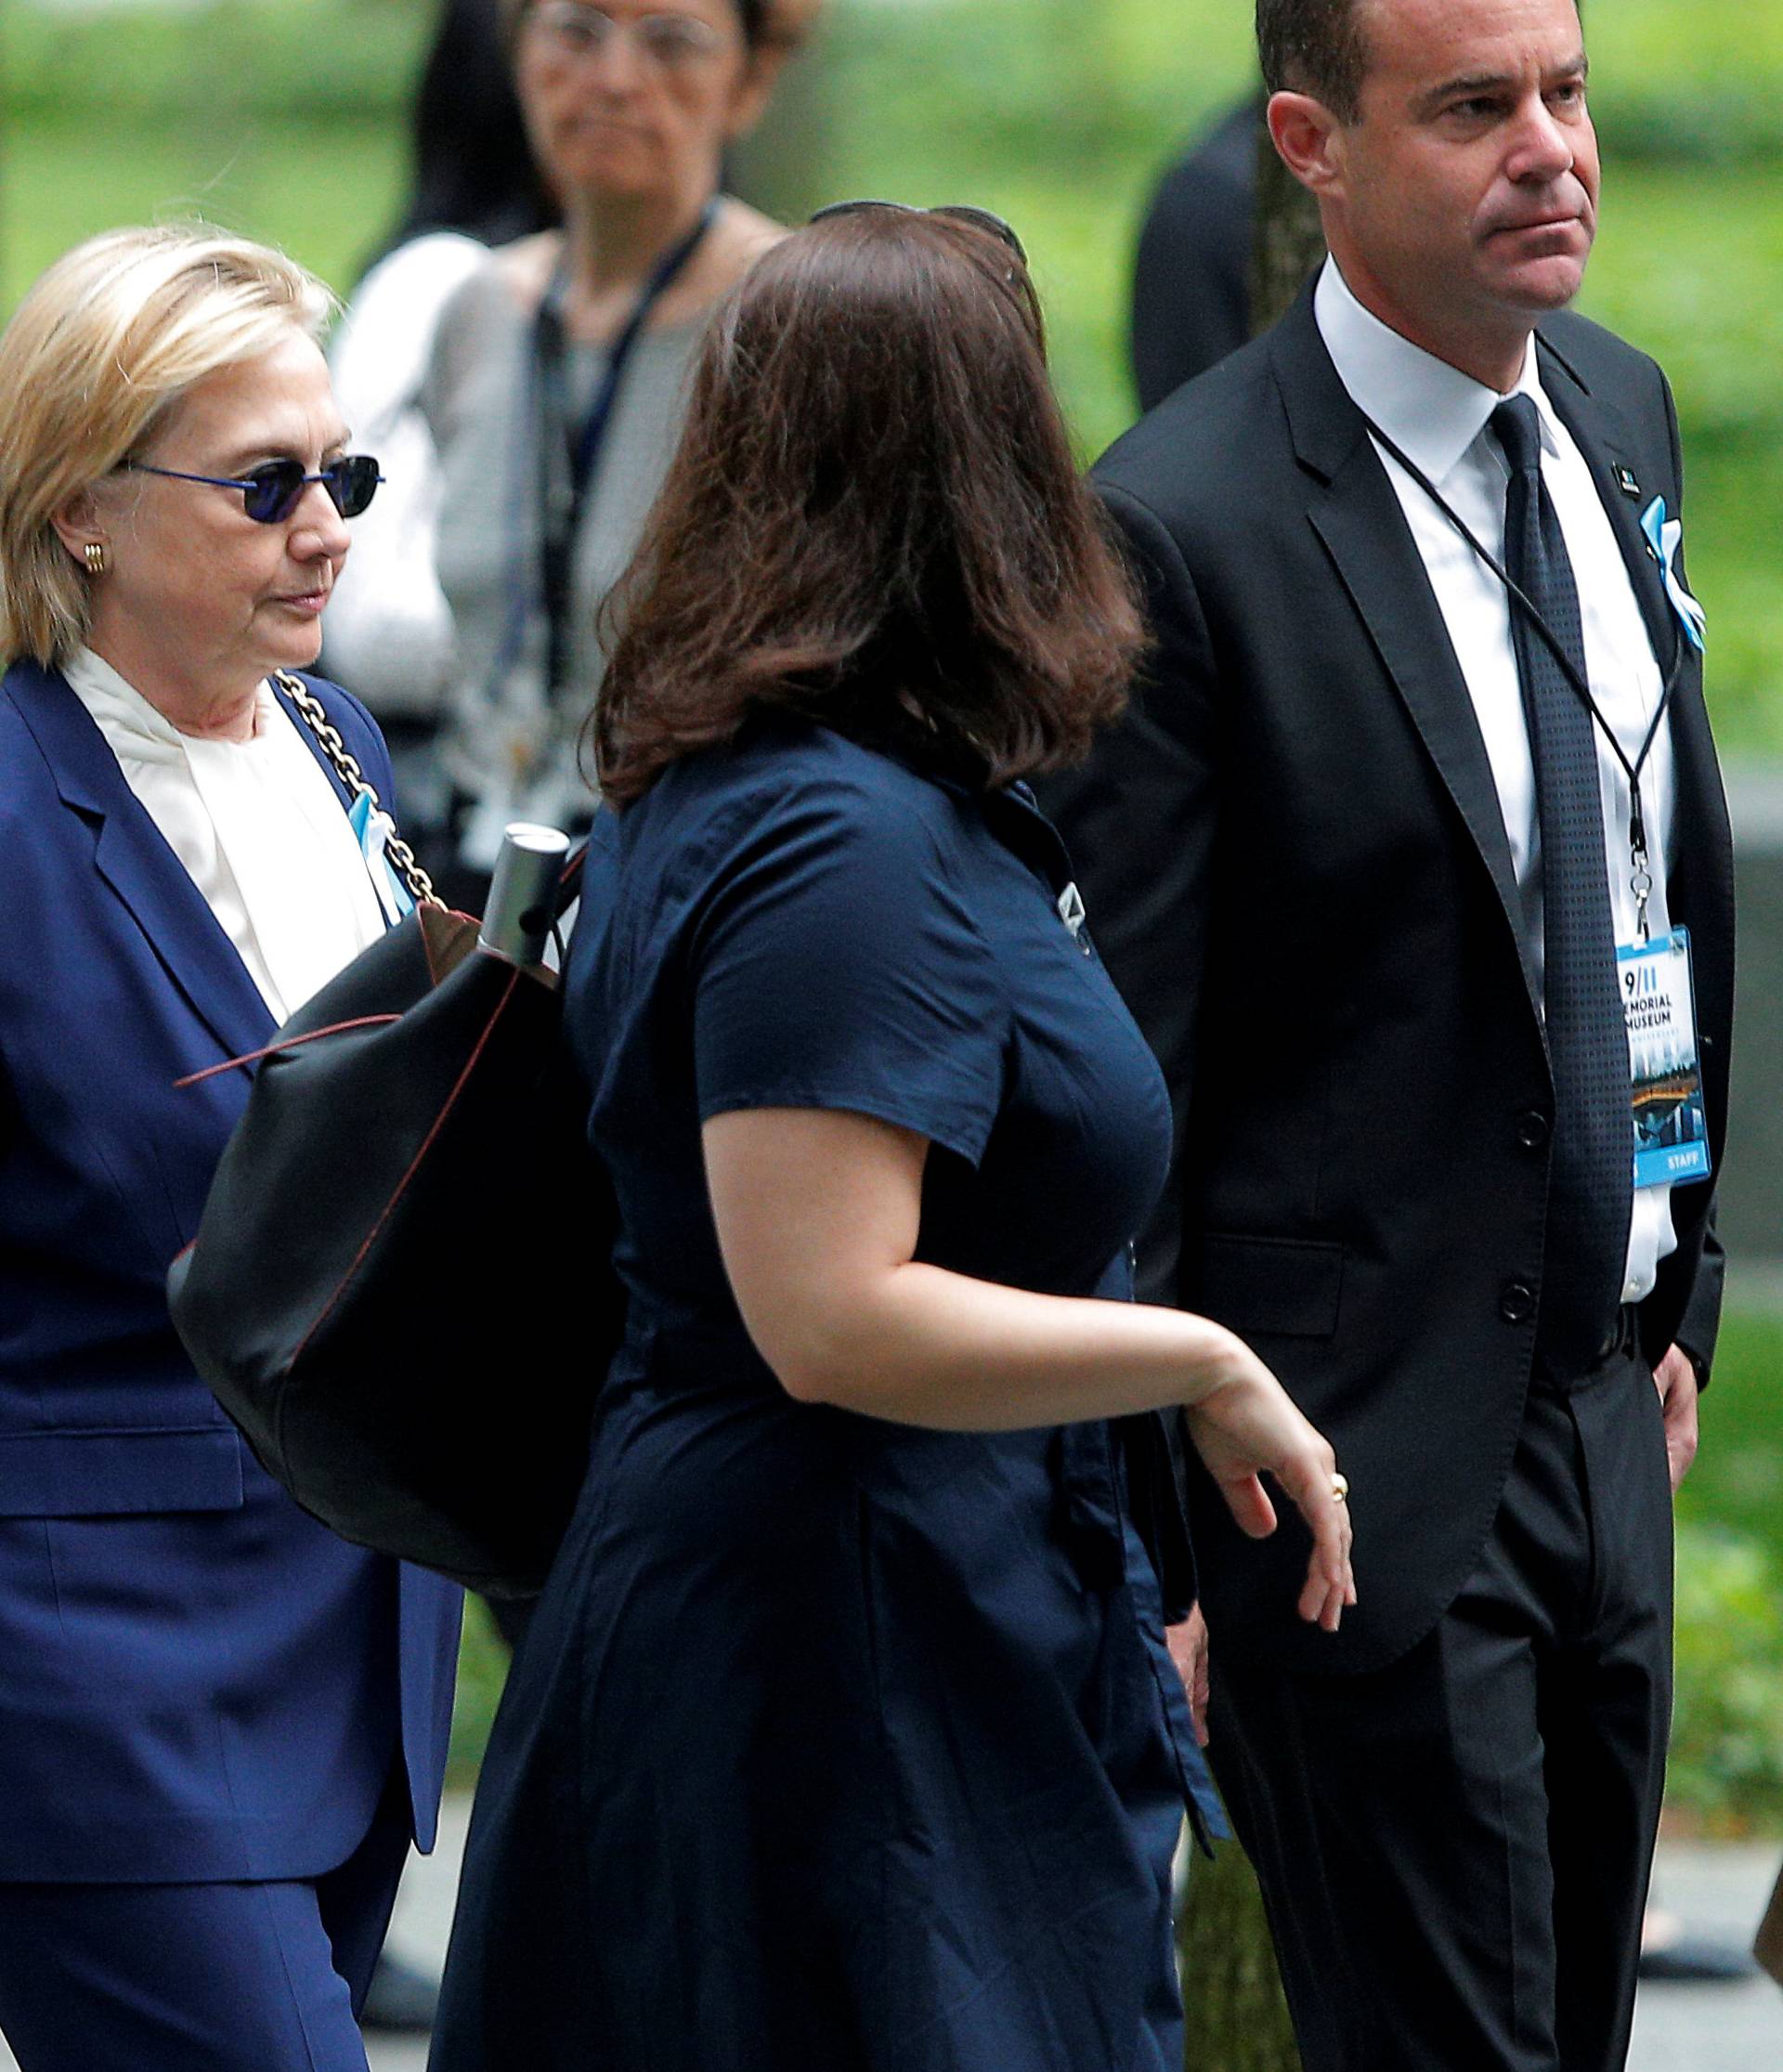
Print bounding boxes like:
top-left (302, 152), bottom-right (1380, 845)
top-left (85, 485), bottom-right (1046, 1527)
top-left (120, 453), bottom-right (384, 525)
top-left (808, 200), bottom-right (1028, 269)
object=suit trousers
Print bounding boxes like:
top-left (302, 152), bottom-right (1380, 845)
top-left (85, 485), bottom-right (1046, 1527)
top-left (0, 1772), bottom-right (412, 2072)
top-left (1208, 1345), bottom-right (1673, 2072)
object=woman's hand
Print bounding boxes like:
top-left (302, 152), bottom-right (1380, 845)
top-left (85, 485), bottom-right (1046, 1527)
top-left (1181, 1336), bottom-right (1356, 1634)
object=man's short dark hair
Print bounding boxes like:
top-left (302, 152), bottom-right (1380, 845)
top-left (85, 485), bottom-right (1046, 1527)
top-left (1256, 0), bottom-right (1371, 122)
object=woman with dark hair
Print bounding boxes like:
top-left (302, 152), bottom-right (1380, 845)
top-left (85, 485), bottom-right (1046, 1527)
top-left (429, 206), bottom-right (1354, 2072)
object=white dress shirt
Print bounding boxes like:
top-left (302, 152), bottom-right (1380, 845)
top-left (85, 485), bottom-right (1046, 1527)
top-left (64, 647), bottom-right (388, 1024)
top-left (1313, 258), bottom-right (1678, 1303)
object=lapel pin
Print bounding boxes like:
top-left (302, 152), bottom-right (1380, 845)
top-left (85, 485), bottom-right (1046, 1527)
top-left (1641, 496), bottom-right (1707, 651)
top-left (1056, 881), bottom-right (1090, 951)
top-left (1614, 464), bottom-right (1642, 500)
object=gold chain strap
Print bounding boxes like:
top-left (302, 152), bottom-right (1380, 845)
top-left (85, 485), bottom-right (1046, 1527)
top-left (273, 671), bottom-right (442, 911)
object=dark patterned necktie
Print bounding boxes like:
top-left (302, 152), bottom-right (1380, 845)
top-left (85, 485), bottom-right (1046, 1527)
top-left (1490, 396), bottom-right (1632, 1372)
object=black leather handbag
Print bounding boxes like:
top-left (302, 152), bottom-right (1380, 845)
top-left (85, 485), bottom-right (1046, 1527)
top-left (167, 678), bottom-right (616, 1597)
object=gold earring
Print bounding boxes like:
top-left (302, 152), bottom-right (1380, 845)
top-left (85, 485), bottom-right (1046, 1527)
top-left (83, 541), bottom-right (108, 577)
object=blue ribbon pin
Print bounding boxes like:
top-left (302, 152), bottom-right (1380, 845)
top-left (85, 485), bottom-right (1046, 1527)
top-left (347, 790), bottom-right (416, 924)
top-left (1639, 495), bottom-right (1706, 653)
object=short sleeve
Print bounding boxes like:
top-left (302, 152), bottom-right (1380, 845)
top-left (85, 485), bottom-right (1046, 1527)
top-left (691, 777), bottom-right (1009, 1166)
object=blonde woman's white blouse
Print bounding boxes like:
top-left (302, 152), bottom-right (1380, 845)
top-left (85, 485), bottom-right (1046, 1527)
top-left (63, 647), bottom-right (386, 1023)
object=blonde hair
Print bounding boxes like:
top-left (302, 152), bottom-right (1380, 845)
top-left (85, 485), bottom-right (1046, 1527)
top-left (0, 224), bottom-right (335, 667)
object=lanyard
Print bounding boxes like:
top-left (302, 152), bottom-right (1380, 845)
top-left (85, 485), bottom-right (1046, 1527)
top-left (1357, 410), bottom-right (1685, 941)
top-left (532, 197), bottom-right (719, 700)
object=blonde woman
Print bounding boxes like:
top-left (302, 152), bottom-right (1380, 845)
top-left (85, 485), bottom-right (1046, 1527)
top-left (0, 226), bottom-right (460, 2072)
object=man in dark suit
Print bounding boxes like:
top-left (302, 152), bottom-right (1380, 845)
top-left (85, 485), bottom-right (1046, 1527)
top-left (1129, 96), bottom-right (1260, 410)
top-left (1042, 1), bottom-right (1734, 2065)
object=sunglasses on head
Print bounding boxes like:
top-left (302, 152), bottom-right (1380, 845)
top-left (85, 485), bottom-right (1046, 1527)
top-left (120, 453), bottom-right (384, 525)
top-left (808, 200), bottom-right (1028, 269)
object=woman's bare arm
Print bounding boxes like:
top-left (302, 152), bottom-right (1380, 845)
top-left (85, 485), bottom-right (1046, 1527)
top-left (702, 1105), bottom-right (1355, 1631)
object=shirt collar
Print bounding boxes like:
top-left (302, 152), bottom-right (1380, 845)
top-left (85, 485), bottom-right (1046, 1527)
top-left (63, 645), bottom-right (188, 766)
top-left (1312, 256), bottom-right (1560, 487)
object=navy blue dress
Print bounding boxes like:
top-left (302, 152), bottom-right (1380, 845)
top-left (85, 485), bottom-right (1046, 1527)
top-left (431, 721), bottom-right (1217, 2072)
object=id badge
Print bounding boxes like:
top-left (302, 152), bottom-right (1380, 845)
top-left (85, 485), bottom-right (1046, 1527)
top-left (1620, 927), bottom-right (1711, 1188)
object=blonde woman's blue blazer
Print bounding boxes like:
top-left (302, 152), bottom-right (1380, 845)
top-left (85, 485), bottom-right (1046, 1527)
top-left (0, 658), bottom-right (461, 1884)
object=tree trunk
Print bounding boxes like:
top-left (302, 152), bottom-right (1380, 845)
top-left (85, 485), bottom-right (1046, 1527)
top-left (1248, 119), bottom-right (1328, 337)
top-left (1178, 1839), bottom-right (1302, 2070)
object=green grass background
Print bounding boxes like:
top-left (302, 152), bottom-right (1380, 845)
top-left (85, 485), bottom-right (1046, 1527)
top-left (9, 0), bottom-right (1783, 746)
top-left (9, 0), bottom-right (1783, 1822)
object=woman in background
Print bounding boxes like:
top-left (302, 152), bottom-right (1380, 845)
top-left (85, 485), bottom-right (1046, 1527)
top-left (323, 0), bottom-right (559, 827)
top-left (410, 0), bottom-right (816, 906)
top-left (429, 205), bottom-right (1353, 2072)
top-left (0, 225), bottom-right (461, 2072)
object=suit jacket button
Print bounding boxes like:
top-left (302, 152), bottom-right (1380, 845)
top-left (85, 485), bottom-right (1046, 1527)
top-left (1516, 1111), bottom-right (1551, 1151)
top-left (1500, 1282), bottom-right (1537, 1324)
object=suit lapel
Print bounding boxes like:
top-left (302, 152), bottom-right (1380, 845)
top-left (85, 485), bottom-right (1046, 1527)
top-left (1269, 294), bottom-right (1541, 1011)
top-left (1536, 337), bottom-right (1679, 682)
top-left (11, 661), bottom-right (274, 1066)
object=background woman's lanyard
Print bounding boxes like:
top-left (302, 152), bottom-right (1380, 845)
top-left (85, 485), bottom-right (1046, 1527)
top-left (1358, 410), bottom-right (1685, 941)
top-left (531, 196), bottom-right (719, 703)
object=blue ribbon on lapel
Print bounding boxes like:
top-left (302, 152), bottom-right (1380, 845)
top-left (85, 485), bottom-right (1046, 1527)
top-left (1639, 496), bottom-right (1707, 653)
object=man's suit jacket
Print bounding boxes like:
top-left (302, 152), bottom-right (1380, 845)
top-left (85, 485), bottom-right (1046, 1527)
top-left (0, 659), bottom-right (462, 1882)
top-left (1042, 287), bottom-right (1735, 1676)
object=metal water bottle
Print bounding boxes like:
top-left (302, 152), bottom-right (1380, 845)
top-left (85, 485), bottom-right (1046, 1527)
top-left (478, 822), bottom-right (571, 965)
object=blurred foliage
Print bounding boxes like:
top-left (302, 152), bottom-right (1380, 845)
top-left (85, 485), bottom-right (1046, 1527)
top-left (1178, 1839), bottom-right (1296, 2067)
top-left (8, 0), bottom-right (1783, 742)
top-left (1583, 0), bottom-right (1783, 165)
top-left (1676, 1310), bottom-right (1783, 1570)
top-left (15, 0), bottom-right (1783, 162)
top-left (7, 0), bottom-right (430, 123)
top-left (1669, 1309), bottom-right (1783, 1832)
top-left (1671, 1522), bottom-right (1783, 1834)
top-left (448, 1595), bottom-right (511, 1790)
top-left (1582, 173), bottom-right (1783, 753)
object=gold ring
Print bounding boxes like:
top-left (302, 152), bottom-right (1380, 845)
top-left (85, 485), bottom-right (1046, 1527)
top-left (1331, 1474), bottom-right (1349, 1505)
